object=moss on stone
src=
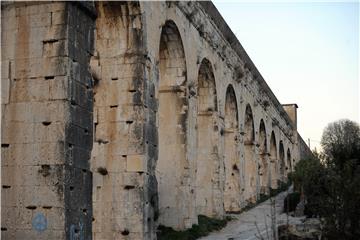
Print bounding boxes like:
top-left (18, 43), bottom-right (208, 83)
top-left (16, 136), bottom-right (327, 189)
top-left (157, 215), bottom-right (234, 240)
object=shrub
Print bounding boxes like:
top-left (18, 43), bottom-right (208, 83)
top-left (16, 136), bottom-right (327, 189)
top-left (157, 215), bottom-right (233, 240)
top-left (283, 192), bottom-right (300, 213)
top-left (291, 119), bottom-right (360, 239)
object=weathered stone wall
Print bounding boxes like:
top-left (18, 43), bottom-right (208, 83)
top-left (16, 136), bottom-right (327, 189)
top-left (90, 2), bottom-right (147, 239)
top-left (1, 1), bottom-right (312, 239)
top-left (139, 1), bottom-right (302, 234)
top-left (1, 2), bottom-right (95, 239)
top-left (298, 134), bottom-right (314, 161)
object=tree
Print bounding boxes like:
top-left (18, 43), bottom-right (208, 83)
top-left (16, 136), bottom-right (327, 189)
top-left (321, 119), bottom-right (360, 168)
top-left (293, 119), bottom-right (360, 239)
top-left (320, 119), bottom-right (360, 239)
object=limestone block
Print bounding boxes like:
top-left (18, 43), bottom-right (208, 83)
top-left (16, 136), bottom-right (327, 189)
top-left (1, 187), bottom-right (16, 207)
top-left (45, 207), bottom-right (65, 230)
top-left (1, 145), bottom-right (10, 165)
top-left (95, 86), bottom-right (131, 108)
top-left (1, 206), bottom-right (16, 229)
top-left (121, 198), bottom-right (143, 218)
top-left (25, 39), bottom-right (44, 59)
top-left (122, 172), bottom-right (144, 187)
top-left (97, 38), bottom-right (128, 57)
top-left (1, 77), bottom-right (10, 104)
top-left (28, 80), bottom-right (51, 101)
top-left (43, 57), bottom-right (68, 77)
top-left (43, 39), bottom-right (67, 58)
top-left (105, 140), bottom-right (129, 156)
top-left (28, 101), bottom-right (69, 123)
top-left (1, 15), bottom-right (17, 31)
top-left (19, 2), bottom-right (65, 16)
top-left (16, 207), bottom-right (33, 230)
top-left (21, 185), bottom-right (63, 207)
top-left (33, 122), bottom-right (54, 143)
top-left (127, 139), bottom-right (145, 155)
top-left (13, 229), bottom-right (65, 240)
top-left (15, 165), bottom-right (45, 187)
top-left (44, 25), bottom-right (67, 42)
top-left (102, 122), bottom-right (130, 142)
top-left (13, 57), bottom-right (68, 79)
top-left (106, 154), bottom-right (126, 173)
top-left (101, 63), bottom-right (139, 80)
top-left (9, 79), bottom-right (48, 103)
top-left (92, 171), bottom-right (104, 190)
top-left (27, 13), bottom-right (52, 28)
top-left (1, 229), bottom-right (15, 239)
top-left (2, 27), bottom-right (17, 51)
top-left (51, 11), bottom-right (66, 26)
top-left (4, 102), bottom-right (34, 123)
top-left (2, 122), bottom-right (34, 144)
top-left (118, 216), bottom-right (143, 234)
top-left (1, 165), bottom-right (15, 186)
top-left (49, 76), bottom-right (68, 100)
top-left (37, 142), bottom-right (65, 165)
top-left (126, 155), bottom-right (144, 172)
top-left (93, 231), bottom-right (123, 240)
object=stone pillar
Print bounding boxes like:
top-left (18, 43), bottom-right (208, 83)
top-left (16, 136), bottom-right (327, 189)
top-left (64, 3), bottom-right (96, 239)
top-left (1, 2), bottom-right (96, 239)
top-left (254, 142), bottom-right (260, 200)
top-left (282, 104), bottom-right (300, 163)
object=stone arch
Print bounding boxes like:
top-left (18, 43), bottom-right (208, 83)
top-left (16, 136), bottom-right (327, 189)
top-left (223, 85), bottom-right (241, 213)
top-left (244, 104), bottom-right (256, 203)
top-left (156, 20), bottom-right (189, 229)
top-left (195, 58), bottom-right (220, 217)
top-left (287, 148), bottom-right (292, 172)
top-left (258, 119), bottom-right (269, 195)
top-left (269, 131), bottom-right (278, 189)
top-left (279, 140), bottom-right (286, 182)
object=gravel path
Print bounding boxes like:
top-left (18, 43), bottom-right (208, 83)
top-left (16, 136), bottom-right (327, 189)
top-left (199, 188), bottom-right (304, 240)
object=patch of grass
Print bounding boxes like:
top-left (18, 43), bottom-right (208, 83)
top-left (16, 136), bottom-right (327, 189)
top-left (241, 202), bottom-right (257, 212)
top-left (157, 215), bottom-right (234, 240)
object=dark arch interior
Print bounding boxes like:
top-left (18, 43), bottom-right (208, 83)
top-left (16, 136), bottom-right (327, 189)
top-left (270, 132), bottom-right (278, 189)
top-left (287, 148), bottom-right (292, 172)
top-left (279, 141), bottom-right (285, 181)
top-left (224, 85), bottom-right (241, 212)
top-left (244, 104), bottom-right (256, 203)
top-left (258, 120), bottom-right (268, 194)
top-left (157, 20), bottom-right (189, 229)
top-left (195, 58), bottom-right (220, 217)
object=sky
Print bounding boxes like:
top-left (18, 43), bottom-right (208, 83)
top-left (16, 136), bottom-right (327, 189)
top-left (213, 1), bottom-right (359, 151)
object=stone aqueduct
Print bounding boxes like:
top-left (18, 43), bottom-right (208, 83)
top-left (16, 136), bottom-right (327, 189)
top-left (1, 1), bottom-right (312, 239)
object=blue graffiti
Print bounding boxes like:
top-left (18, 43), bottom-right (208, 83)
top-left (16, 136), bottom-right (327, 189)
top-left (32, 212), bottom-right (47, 232)
top-left (70, 221), bottom-right (84, 240)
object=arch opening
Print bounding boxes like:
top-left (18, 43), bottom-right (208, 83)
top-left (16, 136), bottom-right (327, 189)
top-left (156, 20), bottom-right (189, 229)
top-left (269, 132), bottom-right (278, 189)
top-left (287, 148), bottom-right (292, 173)
top-left (195, 59), bottom-right (220, 217)
top-left (279, 141), bottom-right (285, 182)
top-left (258, 120), bottom-right (268, 195)
top-left (244, 104), bottom-right (256, 203)
top-left (223, 86), bottom-right (240, 213)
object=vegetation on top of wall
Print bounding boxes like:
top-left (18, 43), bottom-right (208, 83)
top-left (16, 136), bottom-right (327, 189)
top-left (157, 215), bottom-right (234, 240)
top-left (289, 119), bottom-right (360, 240)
